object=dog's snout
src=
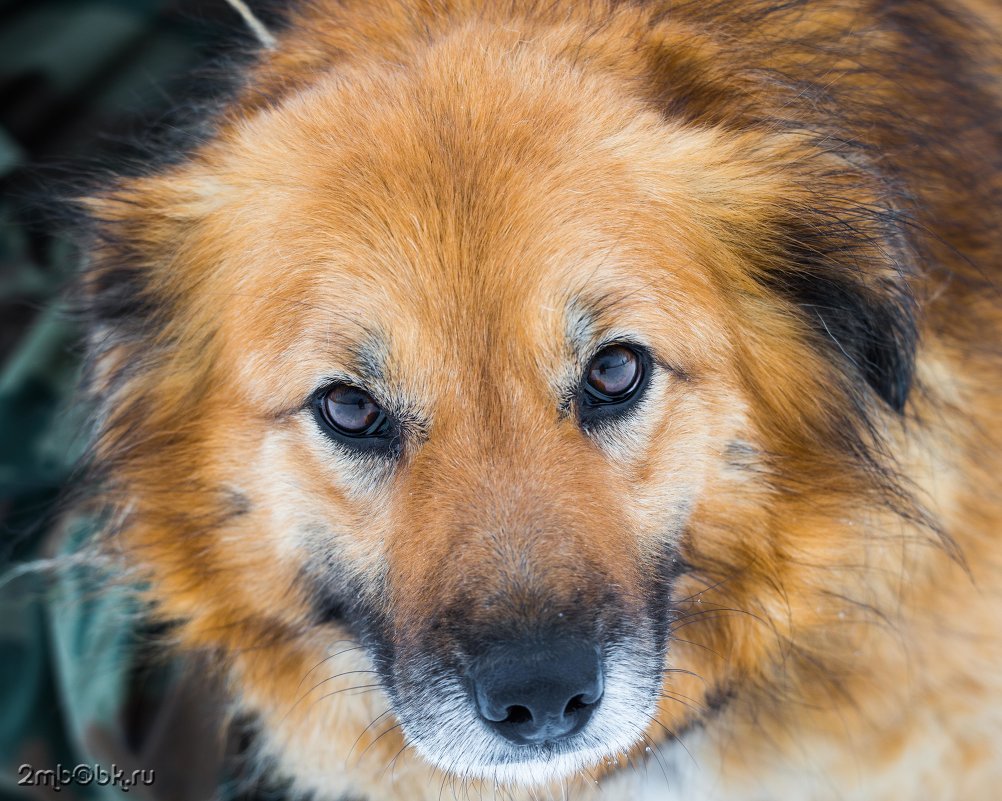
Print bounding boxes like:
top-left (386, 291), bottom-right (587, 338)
top-left (470, 638), bottom-right (603, 745)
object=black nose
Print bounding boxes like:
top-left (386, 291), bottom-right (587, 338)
top-left (469, 638), bottom-right (603, 745)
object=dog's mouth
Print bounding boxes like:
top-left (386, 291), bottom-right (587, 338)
top-left (322, 543), bottom-right (686, 784)
top-left (381, 630), bottom-right (667, 786)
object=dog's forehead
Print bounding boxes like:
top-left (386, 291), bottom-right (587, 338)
top-left (244, 232), bottom-right (655, 408)
top-left (220, 230), bottom-right (666, 422)
top-left (208, 165), bottom-right (711, 415)
top-left (205, 105), bottom-right (676, 392)
top-left (181, 45), bottom-right (738, 412)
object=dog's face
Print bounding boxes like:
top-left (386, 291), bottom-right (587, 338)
top-left (84, 21), bottom-right (915, 790)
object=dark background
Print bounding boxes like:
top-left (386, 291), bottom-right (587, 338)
top-left (0, 3), bottom-right (276, 797)
top-left (0, 0), bottom-right (263, 540)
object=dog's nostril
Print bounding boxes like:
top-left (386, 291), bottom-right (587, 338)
top-left (564, 694), bottom-right (588, 716)
top-left (503, 705), bottom-right (532, 725)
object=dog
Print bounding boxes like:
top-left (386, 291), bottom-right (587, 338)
top-left (77, 1), bottom-right (1002, 799)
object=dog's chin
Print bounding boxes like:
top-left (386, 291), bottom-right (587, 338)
top-left (404, 723), bottom-right (649, 787)
top-left (433, 743), bottom-right (630, 787)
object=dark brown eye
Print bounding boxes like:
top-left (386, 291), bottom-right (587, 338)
top-left (317, 385), bottom-right (388, 437)
top-left (578, 343), bottom-right (650, 426)
top-left (585, 344), bottom-right (643, 401)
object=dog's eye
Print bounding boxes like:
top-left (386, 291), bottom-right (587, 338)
top-left (321, 385), bottom-right (384, 434)
top-left (578, 344), bottom-right (650, 424)
top-left (585, 345), bottom-right (642, 400)
top-left (313, 384), bottom-right (397, 452)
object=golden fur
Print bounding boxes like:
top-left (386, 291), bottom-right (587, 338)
top-left (80, 1), bottom-right (1002, 799)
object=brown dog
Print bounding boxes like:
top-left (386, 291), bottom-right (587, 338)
top-left (79, 1), bottom-right (1002, 799)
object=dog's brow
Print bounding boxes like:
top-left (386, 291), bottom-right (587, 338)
top-left (564, 287), bottom-right (650, 358)
top-left (270, 332), bottom-right (391, 419)
top-left (348, 336), bottom-right (389, 386)
top-left (564, 297), bottom-right (600, 362)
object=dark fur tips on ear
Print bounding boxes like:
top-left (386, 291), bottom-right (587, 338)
top-left (768, 267), bottom-right (917, 413)
top-left (83, 263), bottom-right (161, 329)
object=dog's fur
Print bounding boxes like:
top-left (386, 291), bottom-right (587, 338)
top-left (78, 1), bottom-right (1001, 799)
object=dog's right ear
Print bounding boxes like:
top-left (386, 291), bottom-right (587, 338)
top-left (76, 171), bottom-right (234, 484)
top-left (78, 173), bottom-right (217, 396)
top-left (79, 184), bottom-right (171, 397)
top-left (82, 196), bottom-right (160, 332)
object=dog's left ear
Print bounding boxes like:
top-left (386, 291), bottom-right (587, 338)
top-left (626, 19), bottom-right (919, 415)
top-left (767, 212), bottom-right (919, 414)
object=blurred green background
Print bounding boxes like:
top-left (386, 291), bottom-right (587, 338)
top-left (0, 0), bottom-right (254, 550)
top-left (0, 2), bottom-right (278, 797)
